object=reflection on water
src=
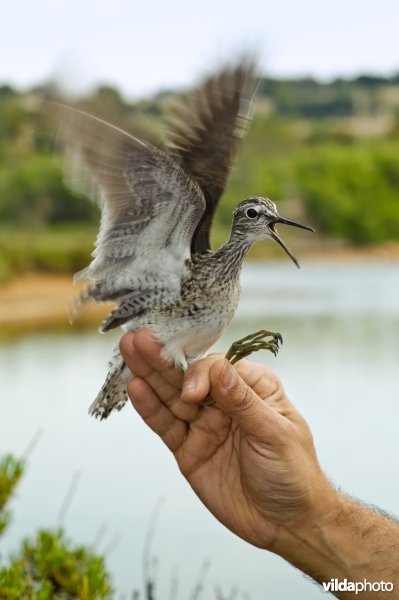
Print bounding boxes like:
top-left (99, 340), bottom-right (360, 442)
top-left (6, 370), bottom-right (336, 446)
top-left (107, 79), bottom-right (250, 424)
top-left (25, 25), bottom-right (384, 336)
top-left (1, 262), bottom-right (399, 599)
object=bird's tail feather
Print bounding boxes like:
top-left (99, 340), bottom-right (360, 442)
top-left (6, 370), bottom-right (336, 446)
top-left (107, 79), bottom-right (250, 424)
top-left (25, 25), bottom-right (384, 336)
top-left (89, 347), bottom-right (132, 419)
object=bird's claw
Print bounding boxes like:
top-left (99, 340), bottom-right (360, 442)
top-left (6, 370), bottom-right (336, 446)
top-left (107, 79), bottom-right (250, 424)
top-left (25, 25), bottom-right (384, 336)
top-left (225, 329), bottom-right (283, 364)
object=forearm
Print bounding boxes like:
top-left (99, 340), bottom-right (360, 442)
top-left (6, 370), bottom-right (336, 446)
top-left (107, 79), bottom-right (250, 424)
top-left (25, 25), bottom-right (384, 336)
top-left (271, 489), bottom-right (399, 598)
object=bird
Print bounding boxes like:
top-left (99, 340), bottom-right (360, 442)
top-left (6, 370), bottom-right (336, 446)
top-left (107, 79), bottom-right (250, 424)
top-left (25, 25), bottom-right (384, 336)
top-left (53, 59), bottom-right (314, 420)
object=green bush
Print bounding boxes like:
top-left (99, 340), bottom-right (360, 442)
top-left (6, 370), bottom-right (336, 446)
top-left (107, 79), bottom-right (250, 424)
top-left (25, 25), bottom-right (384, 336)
top-left (215, 128), bottom-right (399, 245)
top-left (0, 529), bottom-right (111, 599)
top-left (0, 455), bottom-right (23, 536)
top-left (0, 226), bottom-right (97, 280)
top-left (1, 82), bottom-right (399, 278)
top-left (0, 155), bottom-right (99, 226)
top-left (0, 454), bottom-right (112, 599)
top-left (294, 142), bottom-right (399, 243)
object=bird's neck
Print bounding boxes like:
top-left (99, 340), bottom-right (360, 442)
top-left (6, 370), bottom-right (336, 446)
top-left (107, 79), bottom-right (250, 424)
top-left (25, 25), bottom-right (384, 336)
top-left (214, 233), bottom-right (253, 277)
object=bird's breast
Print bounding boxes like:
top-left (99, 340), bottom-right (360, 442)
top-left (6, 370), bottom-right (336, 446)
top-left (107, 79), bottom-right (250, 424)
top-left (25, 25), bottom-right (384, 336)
top-left (158, 276), bottom-right (240, 368)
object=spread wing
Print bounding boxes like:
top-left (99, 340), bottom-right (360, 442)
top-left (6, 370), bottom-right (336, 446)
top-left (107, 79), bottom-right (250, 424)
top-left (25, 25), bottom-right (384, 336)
top-left (165, 59), bottom-right (258, 253)
top-left (53, 106), bottom-right (206, 297)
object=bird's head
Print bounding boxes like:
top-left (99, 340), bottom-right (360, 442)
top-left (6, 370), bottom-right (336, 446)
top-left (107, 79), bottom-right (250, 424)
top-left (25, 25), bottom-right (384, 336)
top-left (232, 197), bottom-right (315, 268)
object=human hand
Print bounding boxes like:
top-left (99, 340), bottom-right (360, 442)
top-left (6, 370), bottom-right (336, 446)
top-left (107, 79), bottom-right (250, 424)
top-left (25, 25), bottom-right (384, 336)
top-left (119, 330), bottom-right (335, 551)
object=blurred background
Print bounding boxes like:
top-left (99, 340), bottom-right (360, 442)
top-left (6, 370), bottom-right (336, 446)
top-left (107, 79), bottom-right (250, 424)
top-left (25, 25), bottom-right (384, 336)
top-left (1, 1), bottom-right (399, 598)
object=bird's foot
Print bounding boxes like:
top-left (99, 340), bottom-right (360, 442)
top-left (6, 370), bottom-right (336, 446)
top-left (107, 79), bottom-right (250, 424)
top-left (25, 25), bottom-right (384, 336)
top-left (225, 330), bottom-right (283, 364)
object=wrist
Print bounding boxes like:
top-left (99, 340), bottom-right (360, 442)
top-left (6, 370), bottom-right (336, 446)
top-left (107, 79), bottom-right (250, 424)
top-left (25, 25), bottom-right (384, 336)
top-left (269, 479), bottom-right (351, 580)
top-left (269, 486), bottom-right (399, 595)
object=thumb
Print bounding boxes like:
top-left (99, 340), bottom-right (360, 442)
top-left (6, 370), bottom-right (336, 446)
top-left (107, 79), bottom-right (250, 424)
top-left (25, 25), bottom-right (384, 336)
top-left (209, 359), bottom-right (285, 441)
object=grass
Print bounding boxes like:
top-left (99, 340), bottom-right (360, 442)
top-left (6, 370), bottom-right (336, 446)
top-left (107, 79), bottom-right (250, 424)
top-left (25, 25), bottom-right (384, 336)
top-left (0, 224), bottom-right (97, 282)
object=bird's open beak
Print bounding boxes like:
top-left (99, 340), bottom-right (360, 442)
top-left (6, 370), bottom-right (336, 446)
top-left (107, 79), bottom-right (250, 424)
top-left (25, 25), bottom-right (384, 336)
top-left (268, 217), bottom-right (315, 268)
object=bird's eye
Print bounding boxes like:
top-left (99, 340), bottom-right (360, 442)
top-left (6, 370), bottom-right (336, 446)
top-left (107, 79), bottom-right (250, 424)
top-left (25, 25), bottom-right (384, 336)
top-left (246, 208), bottom-right (258, 219)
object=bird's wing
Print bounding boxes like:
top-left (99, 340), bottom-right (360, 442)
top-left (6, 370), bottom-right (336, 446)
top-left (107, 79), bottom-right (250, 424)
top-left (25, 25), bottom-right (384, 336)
top-left (53, 106), bottom-right (206, 295)
top-left (165, 59), bottom-right (258, 253)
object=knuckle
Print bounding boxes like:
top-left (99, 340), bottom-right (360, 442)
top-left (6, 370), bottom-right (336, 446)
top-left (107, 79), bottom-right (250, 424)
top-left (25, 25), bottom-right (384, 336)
top-left (202, 354), bottom-right (224, 369)
top-left (190, 354), bottom-right (220, 377)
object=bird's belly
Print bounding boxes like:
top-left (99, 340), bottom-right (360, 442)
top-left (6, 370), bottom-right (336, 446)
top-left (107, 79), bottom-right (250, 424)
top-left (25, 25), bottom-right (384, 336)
top-left (124, 278), bottom-right (240, 370)
top-left (155, 307), bottom-right (235, 369)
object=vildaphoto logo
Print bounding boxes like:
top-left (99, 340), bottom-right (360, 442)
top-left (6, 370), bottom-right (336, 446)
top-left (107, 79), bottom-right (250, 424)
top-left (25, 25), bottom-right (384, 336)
top-left (322, 579), bottom-right (394, 594)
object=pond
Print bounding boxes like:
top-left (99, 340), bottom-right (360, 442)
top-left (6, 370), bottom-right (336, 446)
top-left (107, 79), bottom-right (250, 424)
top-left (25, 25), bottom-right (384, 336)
top-left (1, 260), bottom-right (399, 599)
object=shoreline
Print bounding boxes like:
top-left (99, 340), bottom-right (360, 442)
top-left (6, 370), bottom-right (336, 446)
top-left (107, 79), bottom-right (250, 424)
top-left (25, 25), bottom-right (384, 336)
top-left (1, 244), bottom-right (399, 339)
top-left (0, 274), bottom-right (113, 339)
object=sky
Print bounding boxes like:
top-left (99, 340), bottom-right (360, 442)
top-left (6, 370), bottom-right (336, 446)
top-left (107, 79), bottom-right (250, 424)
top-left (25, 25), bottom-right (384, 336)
top-left (2, 0), bottom-right (399, 99)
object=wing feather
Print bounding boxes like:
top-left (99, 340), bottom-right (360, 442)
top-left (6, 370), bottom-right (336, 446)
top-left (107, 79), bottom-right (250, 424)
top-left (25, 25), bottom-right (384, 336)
top-left (52, 105), bottom-right (206, 295)
top-left (165, 59), bottom-right (258, 252)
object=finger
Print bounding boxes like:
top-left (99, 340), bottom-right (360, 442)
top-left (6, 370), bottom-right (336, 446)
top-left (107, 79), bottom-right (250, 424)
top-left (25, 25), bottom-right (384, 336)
top-left (128, 377), bottom-right (187, 453)
top-left (235, 360), bottom-right (279, 400)
top-left (234, 360), bottom-right (304, 426)
top-left (120, 332), bottom-right (151, 376)
top-left (120, 332), bottom-right (178, 398)
top-left (134, 331), bottom-right (201, 421)
top-left (121, 331), bottom-right (200, 422)
top-left (120, 331), bottom-right (180, 385)
top-left (208, 359), bottom-right (290, 443)
top-left (175, 405), bottom-right (232, 478)
top-left (181, 353), bottom-right (225, 404)
top-left (181, 355), bottom-right (278, 407)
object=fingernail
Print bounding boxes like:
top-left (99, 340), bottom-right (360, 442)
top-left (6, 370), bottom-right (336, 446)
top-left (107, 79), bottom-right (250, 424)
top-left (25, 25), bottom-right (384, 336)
top-left (221, 362), bottom-right (236, 389)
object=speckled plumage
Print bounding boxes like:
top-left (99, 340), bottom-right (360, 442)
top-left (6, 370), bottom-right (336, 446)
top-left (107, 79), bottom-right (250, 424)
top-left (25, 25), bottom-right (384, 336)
top-left (53, 60), bottom-right (313, 419)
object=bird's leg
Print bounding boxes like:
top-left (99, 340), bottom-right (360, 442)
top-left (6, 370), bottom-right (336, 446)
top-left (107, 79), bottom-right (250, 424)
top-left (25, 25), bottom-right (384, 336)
top-left (225, 330), bottom-right (283, 364)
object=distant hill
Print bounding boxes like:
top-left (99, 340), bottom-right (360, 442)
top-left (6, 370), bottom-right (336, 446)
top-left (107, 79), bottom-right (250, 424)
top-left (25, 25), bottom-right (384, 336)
top-left (258, 73), bottom-right (399, 118)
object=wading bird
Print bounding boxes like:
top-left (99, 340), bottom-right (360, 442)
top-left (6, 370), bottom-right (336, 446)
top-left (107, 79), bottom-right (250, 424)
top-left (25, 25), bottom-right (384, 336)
top-left (54, 60), bottom-right (314, 419)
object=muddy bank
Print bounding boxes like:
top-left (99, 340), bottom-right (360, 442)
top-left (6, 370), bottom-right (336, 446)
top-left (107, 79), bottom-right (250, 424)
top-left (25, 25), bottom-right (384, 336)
top-left (0, 274), bottom-right (112, 338)
top-left (1, 243), bottom-right (398, 338)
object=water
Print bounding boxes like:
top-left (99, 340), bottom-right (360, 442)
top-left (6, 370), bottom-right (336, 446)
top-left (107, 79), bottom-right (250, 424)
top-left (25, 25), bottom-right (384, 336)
top-left (1, 261), bottom-right (399, 599)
